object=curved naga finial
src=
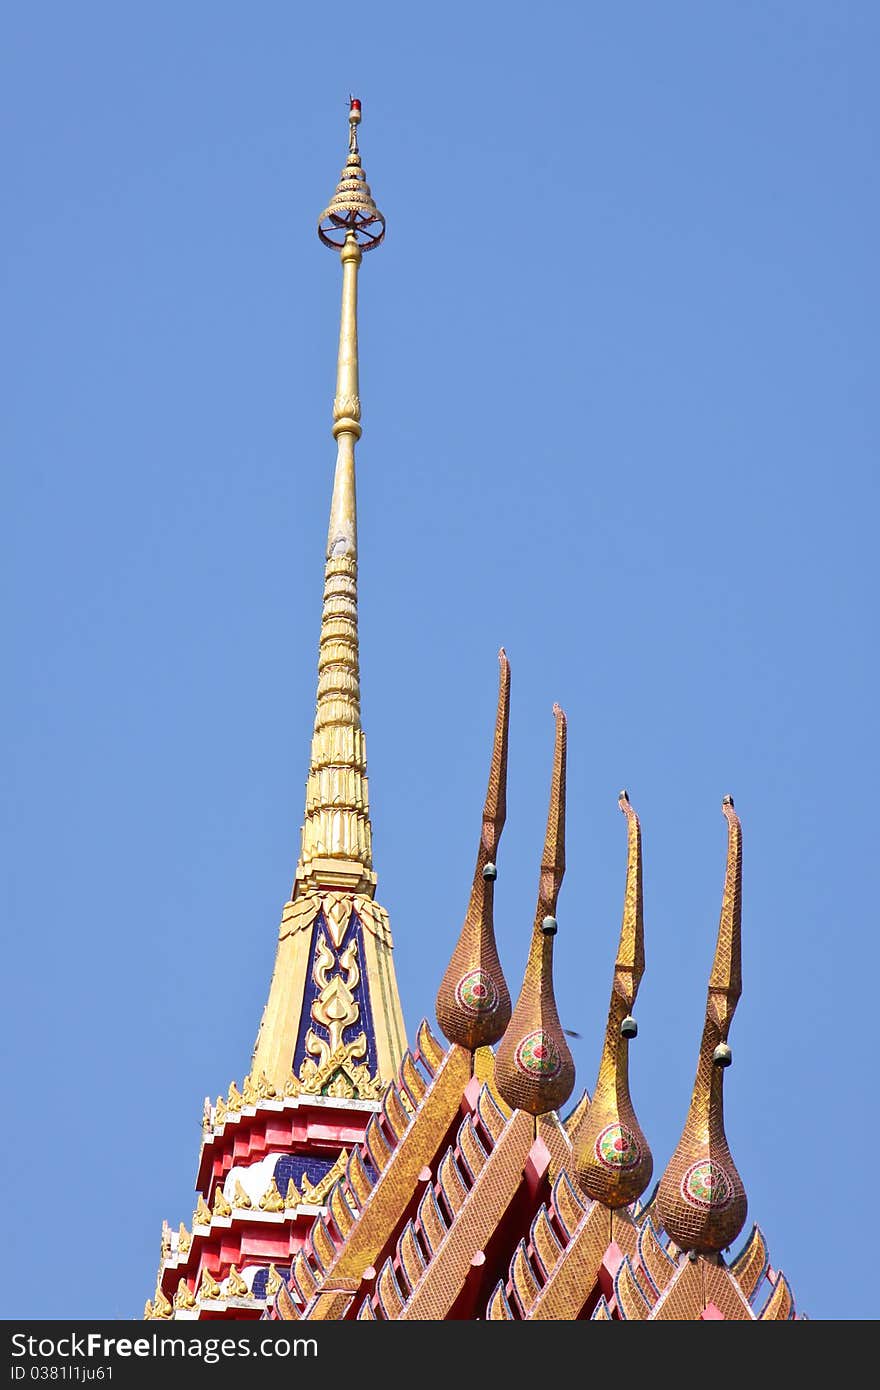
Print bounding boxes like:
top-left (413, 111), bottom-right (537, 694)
top-left (435, 651), bottom-right (513, 1049)
top-left (494, 705), bottom-right (575, 1116)
top-left (657, 796), bottom-right (747, 1254)
top-left (573, 791), bottom-right (653, 1207)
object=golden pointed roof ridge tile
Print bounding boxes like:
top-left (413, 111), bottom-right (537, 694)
top-left (435, 650), bottom-right (512, 1050)
top-left (573, 791), bottom-right (653, 1208)
top-left (656, 796), bottom-right (748, 1255)
top-left (493, 704), bottom-right (575, 1116)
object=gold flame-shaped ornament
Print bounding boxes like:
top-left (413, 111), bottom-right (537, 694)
top-left (656, 797), bottom-right (748, 1254)
top-left (494, 706), bottom-right (574, 1116)
top-left (573, 792), bottom-right (653, 1208)
top-left (435, 651), bottom-right (512, 1050)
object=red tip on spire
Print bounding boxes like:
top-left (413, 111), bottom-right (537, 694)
top-left (350, 98), bottom-right (361, 112)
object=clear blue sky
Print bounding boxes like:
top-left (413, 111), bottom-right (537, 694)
top-left (3, 3), bottom-right (877, 1321)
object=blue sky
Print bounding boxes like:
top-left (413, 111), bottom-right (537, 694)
top-left (3, 3), bottom-right (877, 1321)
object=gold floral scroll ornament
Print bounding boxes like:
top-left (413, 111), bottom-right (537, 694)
top-left (303, 932), bottom-right (361, 1068)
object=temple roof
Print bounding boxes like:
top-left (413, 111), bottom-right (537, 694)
top-left (263, 664), bottom-right (799, 1322)
top-left (146, 100), bottom-right (800, 1324)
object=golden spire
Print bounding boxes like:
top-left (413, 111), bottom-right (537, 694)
top-left (249, 100), bottom-right (407, 1091)
top-left (573, 792), bottom-right (653, 1207)
top-left (494, 705), bottom-right (575, 1116)
top-left (435, 651), bottom-right (512, 1050)
top-left (657, 796), bottom-right (748, 1254)
top-left (294, 97), bottom-right (385, 900)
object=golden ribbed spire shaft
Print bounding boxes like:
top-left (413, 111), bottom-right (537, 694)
top-left (656, 796), bottom-right (748, 1254)
top-left (295, 99), bottom-right (386, 900)
top-left (573, 792), bottom-right (653, 1207)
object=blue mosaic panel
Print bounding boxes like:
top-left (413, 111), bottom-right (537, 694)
top-left (291, 911), bottom-right (378, 1080)
top-left (273, 1153), bottom-right (337, 1194)
top-left (251, 1267), bottom-right (269, 1300)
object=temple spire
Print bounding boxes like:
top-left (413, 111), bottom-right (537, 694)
top-left (656, 796), bottom-right (748, 1254)
top-left (294, 98), bottom-right (386, 900)
top-left (494, 705), bottom-right (575, 1117)
top-left (250, 102), bottom-right (406, 1089)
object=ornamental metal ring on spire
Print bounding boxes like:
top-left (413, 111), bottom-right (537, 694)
top-left (318, 98), bottom-right (386, 251)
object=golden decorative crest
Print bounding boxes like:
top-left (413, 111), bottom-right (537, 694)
top-left (256, 1071), bottom-right (276, 1099)
top-left (299, 1035), bottom-right (381, 1099)
top-left (265, 1264), bottom-right (283, 1298)
top-left (213, 1186), bottom-right (232, 1218)
top-left (152, 1282), bottom-right (172, 1319)
top-left (226, 1265), bottom-right (250, 1298)
top-left (193, 1194), bottom-right (211, 1227)
top-left (284, 1177), bottom-right (302, 1209)
top-left (232, 1179), bottom-right (252, 1210)
top-left (198, 1267), bottom-right (222, 1300)
top-left (301, 1149), bottom-right (349, 1206)
top-left (259, 1177), bottom-right (285, 1212)
top-left (214, 1095), bottom-right (227, 1125)
top-left (173, 1278), bottom-right (196, 1311)
top-left (177, 1223), bottom-right (191, 1255)
top-left (227, 1081), bottom-right (243, 1112)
